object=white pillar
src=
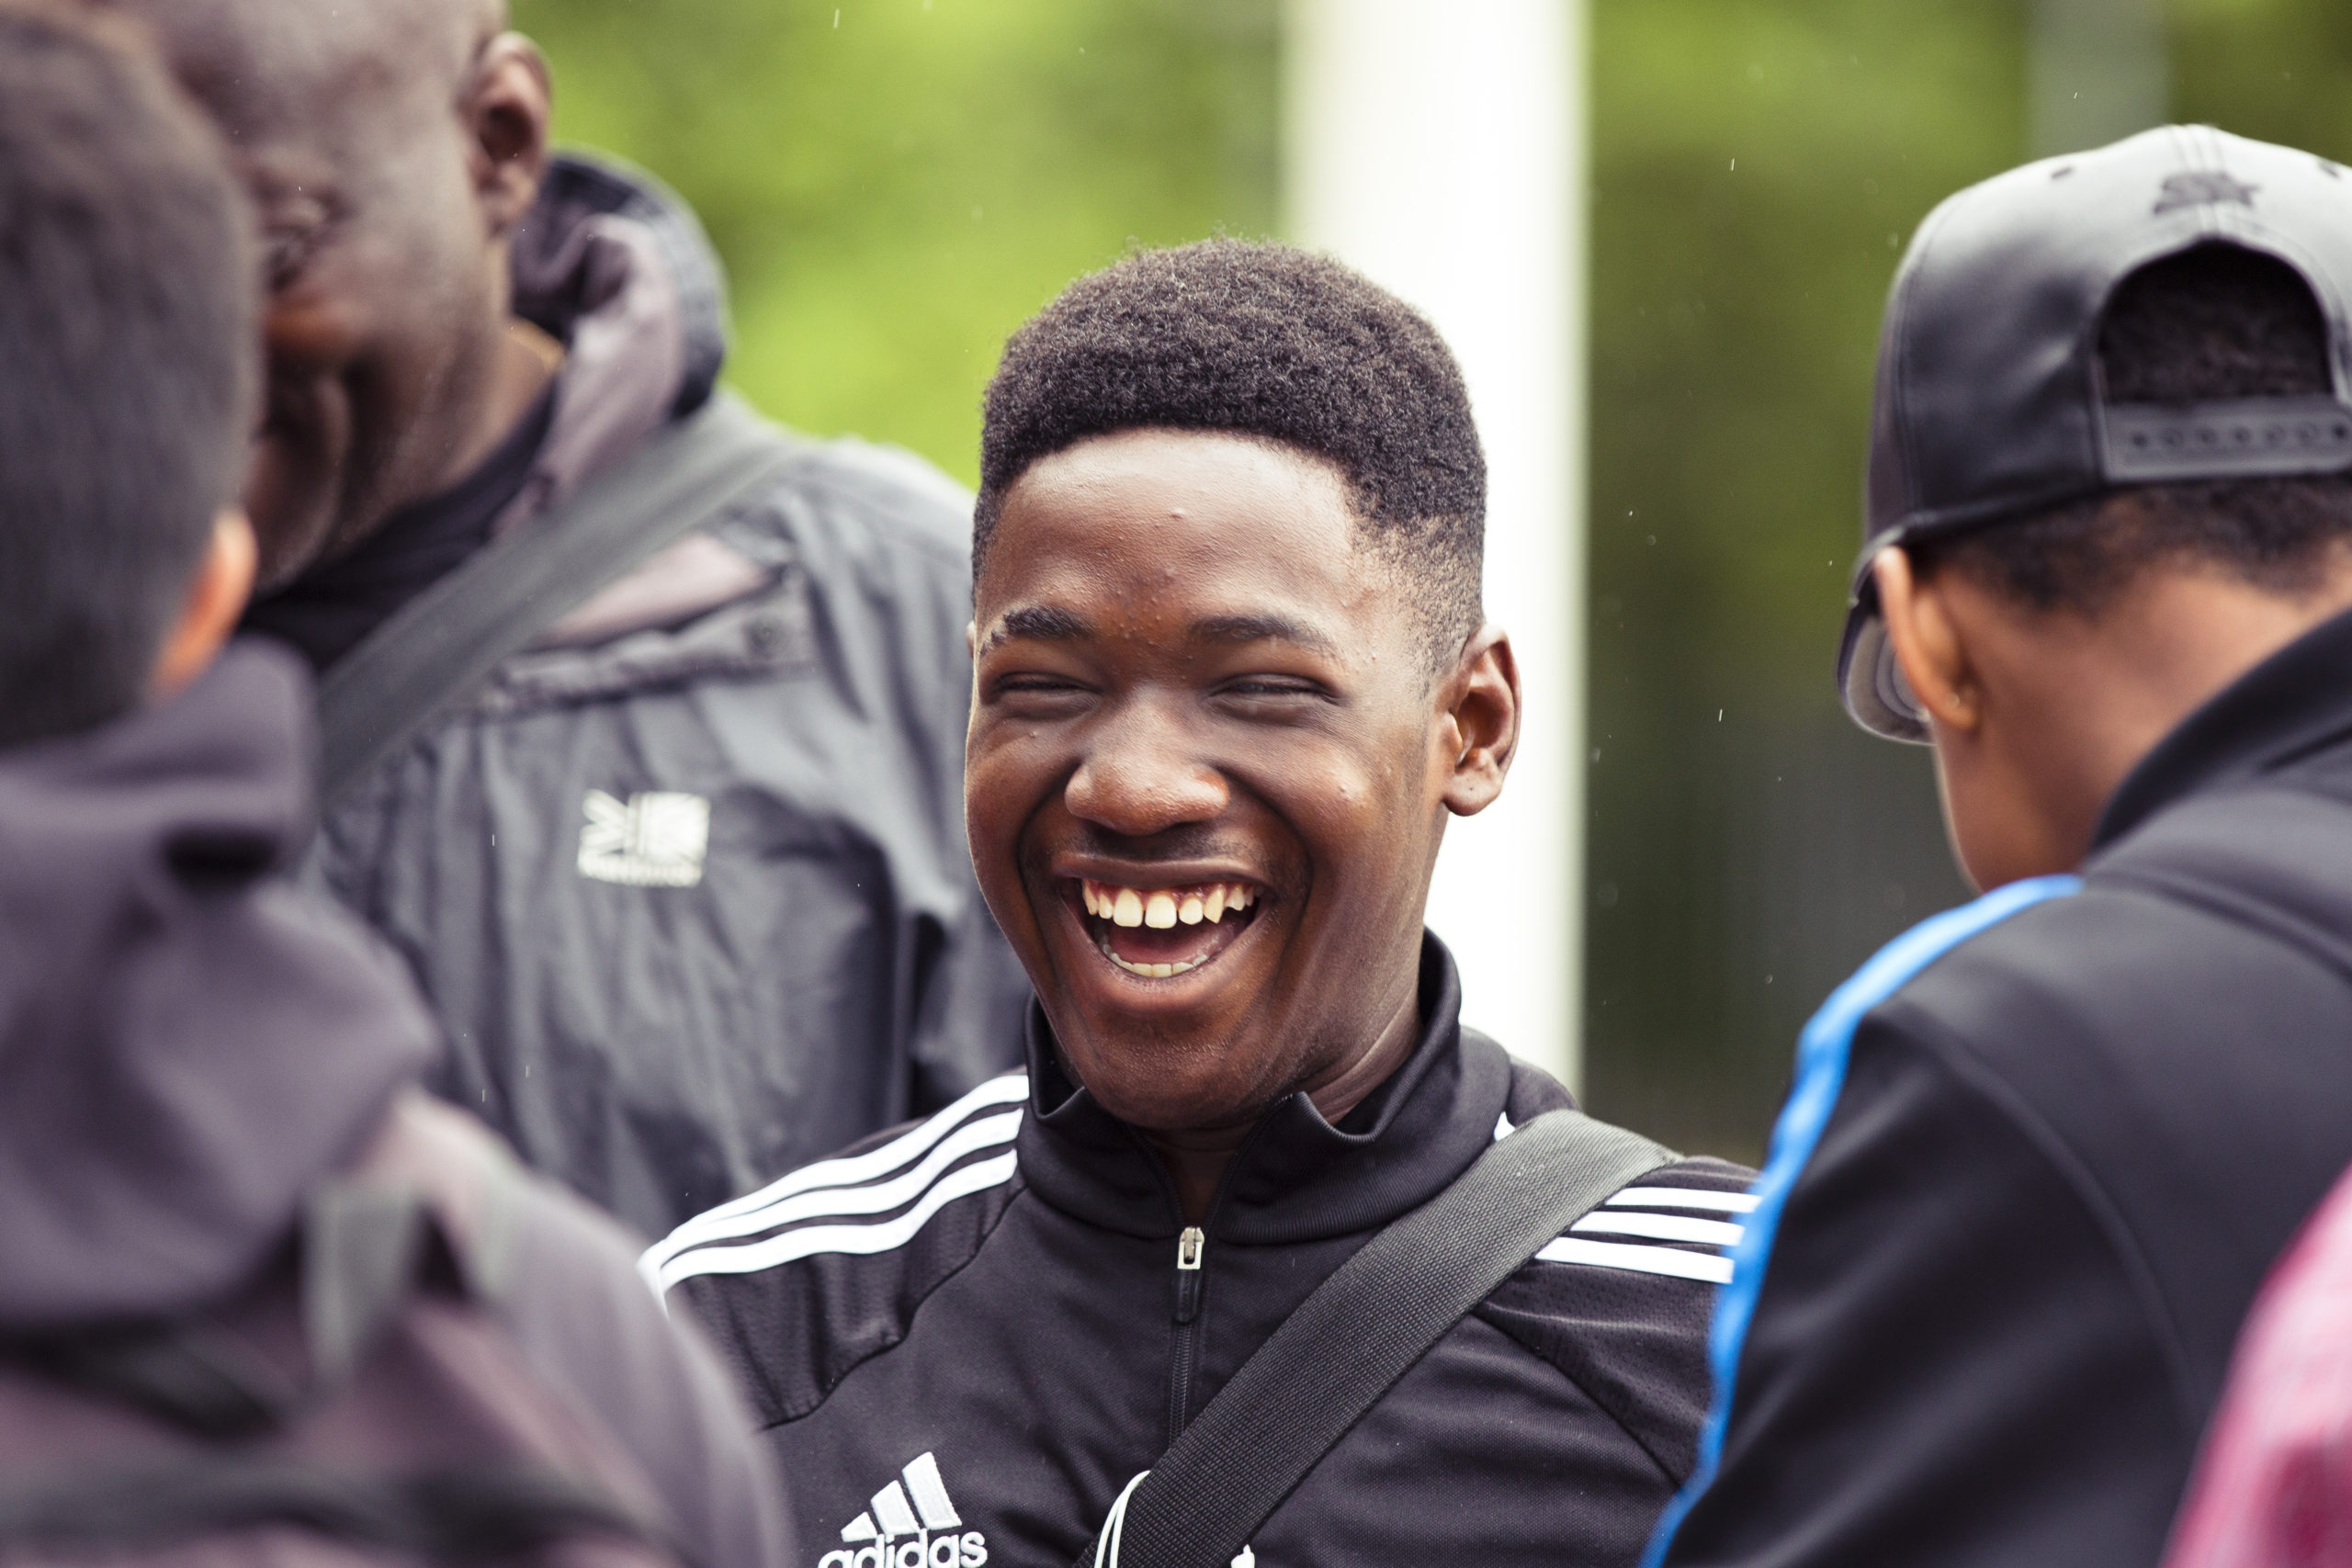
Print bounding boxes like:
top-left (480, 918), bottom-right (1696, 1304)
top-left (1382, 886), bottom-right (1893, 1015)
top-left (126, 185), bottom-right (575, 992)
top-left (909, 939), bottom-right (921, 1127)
top-left (1283, 0), bottom-right (1586, 1089)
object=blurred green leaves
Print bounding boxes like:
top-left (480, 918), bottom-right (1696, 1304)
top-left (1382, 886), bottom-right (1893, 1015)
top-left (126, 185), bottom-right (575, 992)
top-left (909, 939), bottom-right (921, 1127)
top-left (515, 0), bottom-right (1276, 485)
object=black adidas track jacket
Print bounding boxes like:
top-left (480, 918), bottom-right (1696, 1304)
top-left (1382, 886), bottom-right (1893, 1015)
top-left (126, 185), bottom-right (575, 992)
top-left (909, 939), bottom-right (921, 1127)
top-left (651, 938), bottom-right (1752, 1568)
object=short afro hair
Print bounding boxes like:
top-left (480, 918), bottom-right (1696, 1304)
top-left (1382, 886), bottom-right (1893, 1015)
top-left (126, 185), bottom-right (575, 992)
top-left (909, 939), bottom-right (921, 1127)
top-left (977, 239), bottom-right (1487, 665)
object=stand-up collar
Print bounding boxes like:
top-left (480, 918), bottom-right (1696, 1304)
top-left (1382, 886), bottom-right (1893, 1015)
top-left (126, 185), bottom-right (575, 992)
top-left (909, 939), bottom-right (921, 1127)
top-left (0, 644), bottom-right (436, 1325)
top-left (2098, 603), bottom-right (2352, 850)
top-left (1014, 934), bottom-right (1521, 1245)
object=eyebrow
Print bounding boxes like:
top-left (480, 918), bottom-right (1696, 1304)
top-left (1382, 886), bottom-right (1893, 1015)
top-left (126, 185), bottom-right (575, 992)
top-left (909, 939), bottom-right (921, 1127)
top-left (979, 604), bottom-right (1093, 654)
top-left (978, 605), bottom-right (1338, 657)
top-left (1187, 614), bottom-right (1337, 656)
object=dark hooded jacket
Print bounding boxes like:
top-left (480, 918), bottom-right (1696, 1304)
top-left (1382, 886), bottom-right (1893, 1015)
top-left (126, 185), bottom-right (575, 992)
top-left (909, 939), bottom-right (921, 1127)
top-left (0, 645), bottom-right (792, 1568)
top-left (303, 154), bottom-right (1031, 1240)
top-left (654, 938), bottom-right (1753, 1568)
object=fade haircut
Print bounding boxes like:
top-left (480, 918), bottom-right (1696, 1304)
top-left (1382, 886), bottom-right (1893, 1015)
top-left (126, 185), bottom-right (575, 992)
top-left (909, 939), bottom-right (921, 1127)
top-left (0, 1), bottom-right (256, 748)
top-left (978, 239), bottom-right (1487, 667)
top-left (1918, 243), bottom-right (2352, 613)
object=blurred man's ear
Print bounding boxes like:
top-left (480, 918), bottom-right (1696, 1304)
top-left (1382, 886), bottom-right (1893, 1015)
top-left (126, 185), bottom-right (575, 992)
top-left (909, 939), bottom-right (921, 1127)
top-left (466, 34), bottom-right (551, 238)
top-left (1873, 547), bottom-right (1982, 739)
top-left (1439, 626), bottom-right (1520, 818)
top-left (151, 509), bottom-right (257, 701)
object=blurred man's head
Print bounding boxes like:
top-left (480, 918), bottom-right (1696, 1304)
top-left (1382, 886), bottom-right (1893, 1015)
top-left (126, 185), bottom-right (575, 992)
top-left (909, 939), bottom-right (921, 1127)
top-left (93, 0), bottom-right (552, 589)
top-left (967, 242), bottom-right (1519, 1162)
top-left (1846, 130), bottom-right (2352, 890)
top-left (0, 1), bottom-right (258, 748)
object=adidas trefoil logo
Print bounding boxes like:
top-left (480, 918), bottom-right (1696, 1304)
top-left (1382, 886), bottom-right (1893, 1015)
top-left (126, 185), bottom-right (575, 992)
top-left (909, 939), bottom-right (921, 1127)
top-left (820, 1451), bottom-right (986, 1568)
top-left (577, 789), bottom-right (710, 887)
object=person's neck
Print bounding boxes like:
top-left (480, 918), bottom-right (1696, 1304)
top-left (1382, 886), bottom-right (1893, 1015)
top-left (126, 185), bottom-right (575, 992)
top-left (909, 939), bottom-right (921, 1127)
top-left (1142, 983), bottom-right (1424, 1225)
top-left (1992, 558), bottom-right (2352, 872)
top-left (425, 316), bottom-right (561, 497)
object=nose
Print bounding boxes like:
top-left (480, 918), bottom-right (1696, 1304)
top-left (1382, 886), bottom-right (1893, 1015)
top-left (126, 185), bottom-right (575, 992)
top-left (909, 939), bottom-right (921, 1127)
top-left (1064, 701), bottom-right (1229, 838)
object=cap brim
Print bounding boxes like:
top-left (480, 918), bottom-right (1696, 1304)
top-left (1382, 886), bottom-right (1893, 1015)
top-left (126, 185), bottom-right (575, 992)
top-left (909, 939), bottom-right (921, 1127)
top-left (1838, 605), bottom-right (1931, 744)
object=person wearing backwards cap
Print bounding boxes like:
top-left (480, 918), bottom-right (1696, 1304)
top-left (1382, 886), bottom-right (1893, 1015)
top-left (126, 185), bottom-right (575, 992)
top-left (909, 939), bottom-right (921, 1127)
top-left (1645, 126), bottom-right (2352, 1568)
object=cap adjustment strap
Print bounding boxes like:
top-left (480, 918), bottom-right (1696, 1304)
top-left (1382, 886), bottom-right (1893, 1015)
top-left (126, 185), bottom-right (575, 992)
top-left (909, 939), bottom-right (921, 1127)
top-left (2100, 395), bottom-right (2352, 482)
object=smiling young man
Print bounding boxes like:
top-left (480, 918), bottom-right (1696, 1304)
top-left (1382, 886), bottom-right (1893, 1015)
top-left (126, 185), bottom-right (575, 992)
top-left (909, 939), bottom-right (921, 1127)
top-left (1646, 129), bottom-right (2352, 1568)
top-left (650, 241), bottom-right (1752, 1568)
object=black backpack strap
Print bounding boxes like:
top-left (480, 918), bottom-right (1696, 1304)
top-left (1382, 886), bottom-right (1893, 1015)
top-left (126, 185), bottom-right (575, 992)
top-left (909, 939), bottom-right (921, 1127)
top-left (0, 1458), bottom-right (674, 1564)
top-left (315, 390), bottom-right (808, 806)
top-left (1076, 1108), bottom-right (1676, 1568)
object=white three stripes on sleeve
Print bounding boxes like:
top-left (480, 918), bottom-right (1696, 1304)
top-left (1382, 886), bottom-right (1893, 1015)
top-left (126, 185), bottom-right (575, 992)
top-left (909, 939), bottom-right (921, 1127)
top-left (1532, 1184), bottom-right (1755, 1283)
top-left (639, 1073), bottom-right (1030, 1297)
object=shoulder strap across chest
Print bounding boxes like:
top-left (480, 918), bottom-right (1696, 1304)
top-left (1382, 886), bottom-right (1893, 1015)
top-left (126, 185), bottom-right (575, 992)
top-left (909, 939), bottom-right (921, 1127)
top-left (1080, 1107), bottom-right (1677, 1568)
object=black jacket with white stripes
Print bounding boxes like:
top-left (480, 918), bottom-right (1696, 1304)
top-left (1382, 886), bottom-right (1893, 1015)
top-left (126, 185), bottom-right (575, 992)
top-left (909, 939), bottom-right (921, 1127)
top-left (652, 937), bottom-right (1752, 1568)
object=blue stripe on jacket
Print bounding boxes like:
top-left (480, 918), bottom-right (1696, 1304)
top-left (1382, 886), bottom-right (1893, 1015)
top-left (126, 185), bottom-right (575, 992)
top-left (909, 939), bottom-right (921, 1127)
top-left (1637, 873), bottom-right (2084, 1568)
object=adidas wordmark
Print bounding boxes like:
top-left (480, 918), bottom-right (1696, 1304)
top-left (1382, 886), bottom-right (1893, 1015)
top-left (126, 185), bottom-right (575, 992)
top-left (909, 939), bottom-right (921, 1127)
top-left (820, 1451), bottom-right (987, 1568)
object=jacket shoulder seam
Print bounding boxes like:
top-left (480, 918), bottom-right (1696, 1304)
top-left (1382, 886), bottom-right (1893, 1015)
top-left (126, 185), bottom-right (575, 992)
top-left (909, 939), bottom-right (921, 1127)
top-left (1466, 1300), bottom-right (1682, 1484)
top-left (763, 1177), bottom-right (1032, 1430)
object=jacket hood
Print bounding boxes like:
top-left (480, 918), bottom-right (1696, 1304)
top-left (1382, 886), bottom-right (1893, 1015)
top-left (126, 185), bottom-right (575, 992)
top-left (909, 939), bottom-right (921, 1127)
top-left (0, 643), bottom-right (436, 1325)
top-left (503, 151), bottom-right (787, 648)
top-left (505, 151), bottom-right (730, 534)
top-left (1017, 934), bottom-right (1538, 1244)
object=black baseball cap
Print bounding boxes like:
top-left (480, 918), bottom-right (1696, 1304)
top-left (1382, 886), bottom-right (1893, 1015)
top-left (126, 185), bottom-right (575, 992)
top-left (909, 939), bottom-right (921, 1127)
top-left (1840, 124), bottom-right (2352, 741)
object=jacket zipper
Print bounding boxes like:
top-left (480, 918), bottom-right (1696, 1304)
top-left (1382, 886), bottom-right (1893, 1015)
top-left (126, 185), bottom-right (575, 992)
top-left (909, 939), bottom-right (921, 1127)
top-left (1167, 1224), bottom-right (1206, 1446)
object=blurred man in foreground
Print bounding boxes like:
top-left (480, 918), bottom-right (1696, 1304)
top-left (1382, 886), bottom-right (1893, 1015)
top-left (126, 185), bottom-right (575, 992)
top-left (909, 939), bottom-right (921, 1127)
top-left (1648, 128), bottom-right (2352, 1568)
top-left (653, 241), bottom-right (1753, 1568)
top-left (93, 0), bottom-right (1031, 1239)
top-left (0, 7), bottom-right (785, 1561)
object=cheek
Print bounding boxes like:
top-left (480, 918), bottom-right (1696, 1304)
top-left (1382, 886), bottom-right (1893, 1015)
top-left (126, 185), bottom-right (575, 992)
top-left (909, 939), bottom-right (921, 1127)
top-left (1280, 726), bottom-right (1438, 895)
top-left (963, 731), bottom-right (1064, 897)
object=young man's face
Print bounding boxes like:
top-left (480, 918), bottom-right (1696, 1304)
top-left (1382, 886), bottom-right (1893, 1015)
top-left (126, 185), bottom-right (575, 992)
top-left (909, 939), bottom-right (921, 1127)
top-left (967, 429), bottom-right (1502, 1134)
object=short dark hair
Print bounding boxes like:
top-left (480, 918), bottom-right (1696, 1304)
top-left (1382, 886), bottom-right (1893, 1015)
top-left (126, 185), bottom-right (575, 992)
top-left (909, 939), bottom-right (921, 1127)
top-left (977, 239), bottom-right (1487, 664)
top-left (1917, 243), bottom-right (2352, 614)
top-left (0, 2), bottom-right (257, 747)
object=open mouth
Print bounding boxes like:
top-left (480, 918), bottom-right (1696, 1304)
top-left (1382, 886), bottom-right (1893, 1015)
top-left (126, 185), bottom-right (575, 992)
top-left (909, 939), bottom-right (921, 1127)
top-left (1074, 878), bottom-right (1263, 979)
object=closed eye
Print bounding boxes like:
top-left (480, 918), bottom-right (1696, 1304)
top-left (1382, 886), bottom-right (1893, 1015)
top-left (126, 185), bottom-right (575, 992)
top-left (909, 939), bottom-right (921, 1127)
top-left (986, 671), bottom-right (1100, 715)
top-left (1215, 674), bottom-right (1338, 705)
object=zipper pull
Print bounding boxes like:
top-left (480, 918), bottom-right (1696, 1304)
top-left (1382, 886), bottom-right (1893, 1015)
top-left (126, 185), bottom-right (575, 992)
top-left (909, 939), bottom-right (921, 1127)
top-left (1173, 1225), bottom-right (1205, 1324)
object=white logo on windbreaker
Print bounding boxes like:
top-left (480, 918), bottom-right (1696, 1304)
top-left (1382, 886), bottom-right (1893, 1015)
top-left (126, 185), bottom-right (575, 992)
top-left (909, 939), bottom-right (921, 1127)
top-left (821, 1451), bottom-right (988, 1568)
top-left (577, 790), bottom-right (710, 887)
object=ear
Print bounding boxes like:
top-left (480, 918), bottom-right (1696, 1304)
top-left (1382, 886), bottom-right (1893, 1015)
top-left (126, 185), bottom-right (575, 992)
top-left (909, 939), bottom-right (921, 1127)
top-left (151, 509), bottom-right (258, 702)
top-left (464, 34), bottom-right (552, 239)
top-left (1872, 546), bottom-right (1981, 739)
top-left (1437, 626), bottom-right (1521, 818)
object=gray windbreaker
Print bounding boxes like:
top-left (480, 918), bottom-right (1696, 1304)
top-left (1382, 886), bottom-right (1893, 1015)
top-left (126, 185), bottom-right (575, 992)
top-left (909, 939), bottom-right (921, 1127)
top-left (311, 153), bottom-right (1029, 1240)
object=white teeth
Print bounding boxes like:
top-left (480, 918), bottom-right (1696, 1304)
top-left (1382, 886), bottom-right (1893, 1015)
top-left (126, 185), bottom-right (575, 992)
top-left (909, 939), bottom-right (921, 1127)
top-left (1080, 879), bottom-right (1260, 928)
top-left (1097, 931), bottom-right (1202, 978)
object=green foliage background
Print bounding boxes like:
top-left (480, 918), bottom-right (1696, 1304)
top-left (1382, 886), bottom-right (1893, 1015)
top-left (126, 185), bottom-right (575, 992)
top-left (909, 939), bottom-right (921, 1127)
top-left (514, 0), bottom-right (1277, 487)
top-left (517, 0), bottom-right (2352, 1160)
